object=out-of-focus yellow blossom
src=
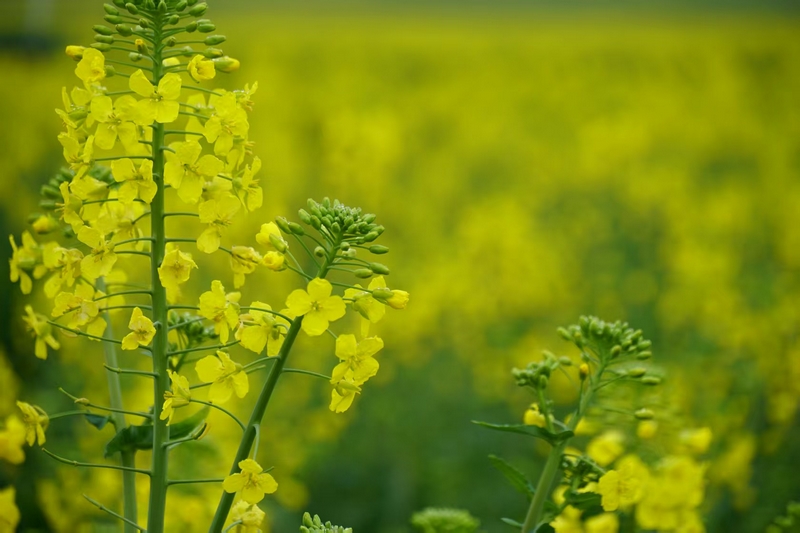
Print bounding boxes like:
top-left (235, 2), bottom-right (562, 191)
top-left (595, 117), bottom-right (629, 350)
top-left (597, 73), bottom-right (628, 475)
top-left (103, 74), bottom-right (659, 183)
top-left (16, 401), bottom-right (48, 446)
top-left (587, 430), bottom-right (625, 467)
top-left (236, 157), bottom-right (263, 211)
top-left (636, 455), bottom-right (706, 530)
top-left (56, 182), bottom-right (85, 231)
top-left (58, 133), bottom-right (94, 179)
top-left (90, 95), bottom-right (140, 151)
top-left (188, 54), bottom-right (216, 82)
top-left (165, 140), bottom-right (225, 204)
top-left (196, 350), bottom-right (248, 404)
top-left (679, 427), bottom-right (712, 455)
top-left (77, 226), bottom-right (116, 280)
top-left (223, 458), bottom-right (278, 504)
top-left (121, 307), bottom-right (156, 351)
top-left (550, 505), bottom-right (583, 533)
top-left (158, 243), bottom-right (198, 296)
top-left (0, 486), bottom-right (20, 532)
top-left (332, 334), bottom-right (383, 384)
top-left (42, 244), bottom-right (82, 298)
top-left (130, 69), bottom-right (181, 124)
top-left (199, 280), bottom-right (241, 343)
top-left (329, 377), bottom-right (361, 413)
top-left (636, 420), bottom-right (658, 440)
top-left (238, 301), bottom-right (285, 356)
top-left (0, 416), bottom-right (27, 464)
top-left (9, 232), bottom-right (46, 294)
top-left (523, 403), bottom-right (546, 428)
top-left (230, 246), bottom-right (262, 288)
top-left (596, 454), bottom-right (649, 511)
top-left (111, 158), bottom-right (157, 204)
top-left (23, 305), bottom-right (60, 360)
top-left (197, 194), bottom-right (241, 253)
top-left (286, 278), bottom-right (346, 336)
top-left (160, 370), bottom-right (192, 425)
top-left (584, 513), bottom-right (618, 533)
top-left (230, 500), bottom-right (266, 532)
top-left (64, 45), bottom-right (85, 60)
top-left (51, 283), bottom-right (106, 338)
top-left (205, 91), bottom-right (249, 156)
top-left (31, 215), bottom-right (59, 234)
top-left (572, 418), bottom-right (598, 436)
top-left (74, 48), bottom-right (105, 87)
top-left (344, 276), bottom-right (387, 323)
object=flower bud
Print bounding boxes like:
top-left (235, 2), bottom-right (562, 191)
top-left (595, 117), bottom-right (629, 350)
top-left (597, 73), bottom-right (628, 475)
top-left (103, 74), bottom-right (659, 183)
top-left (198, 23), bottom-right (216, 33)
top-left (634, 408), bottom-right (655, 420)
top-left (369, 245), bottom-right (389, 255)
top-left (105, 65), bottom-right (117, 77)
top-left (203, 47), bottom-right (224, 58)
top-left (95, 35), bottom-right (114, 44)
top-left (167, 14), bottom-right (180, 25)
top-left (104, 3), bottom-right (120, 15)
top-left (188, 0), bottom-right (199, 5)
top-left (135, 39), bottom-right (149, 54)
top-left (39, 200), bottom-right (57, 210)
top-left (125, 2), bottom-right (139, 14)
top-left (128, 52), bottom-right (144, 62)
top-left (288, 222), bottom-right (305, 235)
top-left (104, 15), bottom-right (124, 25)
top-left (579, 363), bottom-right (589, 380)
top-left (342, 249), bottom-right (357, 259)
top-left (185, 21), bottom-right (198, 33)
top-left (91, 43), bottom-right (112, 52)
top-left (113, 0), bottom-right (126, 7)
top-left (65, 45), bottom-right (85, 60)
top-left (363, 231), bottom-right (379, 242)
top-left (309, 215), bottom-right (321, 230)
top-left (557, 327), bottom-right (572, 341)
top-left (205, 35), bottom-right (227, 45)
top-left (31, 215), bottom-right (59, 234)
top-left (175, 0), bottom-right (188, 10)
top-left (212, 56), bottom-right (240, 72)
top-left (363, 213), bottom-right (377, 224)
top-left (641, 376), bottom-right (661, 385)
top-left (538, 375), bottom-right (548, 389)
top-left (386, 290), bottom-right (409, 310)
top-left (189, 3), bottom-right (208, 15)
top-left (637, 340), bottom-right (652, 350)
top-left (93, 24), bottom-right (114, 36)
top-left (627, 367), bottom-right (647, 378)
top-left (354, 269), bottom-right (373, 279)
top-left (371, 288), bottom-right (393, 300)
top-left (116, 24), bottom-right (133, 36)
top-left (74, 398), bottom-right (91, 406)
top-left (158, 0), bottom-right (168, 13)
top-left (40, 184), bottom-right (61, 199)
top-left (636, 351), bottom-right (652, 360)
top-left (314, 246), bottom-right (326, 258)
top-left (267, 233), bottom-right (287, 253)
top-left (340, 242), bottom-right (351, 251)
top-left (298, 209), bottom-right (312, 224)
top-left (559, 356), bottom-right (572, 366)
top-left (275, 217), bottom-right (291, 234)
top-left (369, 262), bottom-right (390, 275)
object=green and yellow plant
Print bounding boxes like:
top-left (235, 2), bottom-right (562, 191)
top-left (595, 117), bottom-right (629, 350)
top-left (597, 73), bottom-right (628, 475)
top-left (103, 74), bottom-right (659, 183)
top-left (6, 1), bottom-right (408, 531)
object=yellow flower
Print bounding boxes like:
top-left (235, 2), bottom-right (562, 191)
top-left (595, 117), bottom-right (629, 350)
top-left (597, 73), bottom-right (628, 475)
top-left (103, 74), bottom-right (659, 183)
top-left (223, 458), bottom-right (277, 504)
top-left (680, 427), bottom-right (713, 455)
top-left (236, 157), bottom-right (262, 211)
top-left (23, 306), bottom-right (60, 360)
top-left (587, 430), bottom-right (625, 467)
top-left (596, 455), bottom-right (649, 511)
top-left (0, 486), bottom-right (20, 532)
top-left (43, 244), bottom-right (83, 298)
top-left (9, 232), bottom-right (46, 295)
top-left (158, 244), bottom-right (198, 290)
top-left (584, 513), bottom-right (619, 533)
top-left (197, 194), bottom-right (241, 253)
top-left (130, 69), bottom-right (181, 123)
top-left (385, 289), bottom-right (410, 310)
top-left (344, 276), bottom-right (387, 323)
top-left (199, 280), bottom-right (241, 343)
top-left (121, 307), bottom-right (156, 350)
top-left (160, 370), bottom-right (192, 425)
top-left (229, 246), bottom-right (262, 288)
top-left (0, 416), bottom-right (27, 464)
top-left (523, 403), bottom-right (547, 428)
top-left (636, 420), bottom-right (658, 440)
top-left (329, 377), bottom-right (361, 413)
top-left (238, 301), bottom-right (285, 356)
top-left (550, 505), bottom-right (583, 533)
top-left (195, 351), bottom-right (248, 404)
top-left (74, 48), bottom-right (105, 87)
top-left (31, 214), bottom-right (59, 235)
top-left (51, 283), bottom-right (107, 339)
top-left (56, 182), bottom-right (85, 231)
top-left (286, 278), bottom-right (346, 336)
top-left (255, 222), bottom-right (288, 253)
top-left (261, 251), bottom-right (285, 271)
top-left (164, 140), bottom-right (225, 204)
top-left (65, 45), bottom-right (85, 60)
top-left (331, 334), bottom-right (383, 384)
top-left (77, 226), bottom-right (117, 280)
top-left (205, 91), bottom-right (249, 156)
top-left (188, 54), bottom-right (216, 82)
top-left (111, 158), bottom-right (157, 204)
top-left (58, 132), bottom-right (94, 179)
top-left (90, 95), bottom-right (141, 151)
top-left (16, 401), bottom-right (48, 446)
top-left (230, 500), bottom-right (266, 532)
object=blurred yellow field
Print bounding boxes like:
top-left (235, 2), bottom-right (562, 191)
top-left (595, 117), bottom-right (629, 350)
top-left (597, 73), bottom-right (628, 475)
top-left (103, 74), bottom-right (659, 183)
top-left (1, 2), bottom-right (799, 532)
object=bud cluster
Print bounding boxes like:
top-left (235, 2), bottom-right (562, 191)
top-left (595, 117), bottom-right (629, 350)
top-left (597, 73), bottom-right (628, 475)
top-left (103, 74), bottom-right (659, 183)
top-left (300, 512), bottom-right (353, 533)
top-left (558, 316), bottom-right (653, 363)
top-left (512, 350), bottom-right (572, 392)
top-left (410, 507), bottom-right (481, 533)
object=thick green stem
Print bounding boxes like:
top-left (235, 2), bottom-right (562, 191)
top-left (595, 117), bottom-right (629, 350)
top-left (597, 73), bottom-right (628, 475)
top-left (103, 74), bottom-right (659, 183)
top-left (97, 278), bottom-right (138, 533)
top-left (147, 12), bottom-right (170, 533)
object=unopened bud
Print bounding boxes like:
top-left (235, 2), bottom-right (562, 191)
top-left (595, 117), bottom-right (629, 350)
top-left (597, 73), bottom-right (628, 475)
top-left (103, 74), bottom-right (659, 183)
top-left (185, 21), bottom-right (198, 33)
top-left (128, 52), bottom-right (144, 62)
top-left (104, 3), bottom-right (120, 15)
top-left (557, 327), bottom-right (572, 341)
top-left (636, 351), bottom-right (652, 360)
top-left (40, 184), bottom-right (61, 199)
top-left (538, 375), bottom-right (548, 389)
top-left (298, 209), bottom-right (312, 224)
top-left (116, 24), bottom-right (133, 36)
top-left (91, 43), bottom-right (112, 52)
top-left (354, 269), bottom-right (373, 279)
top-left (372, 288), bottom-right (393, 300)
top-left (65, 45), bottom-right (85, 60)
top-left (267, 233), bottom-right (287, 253)
top-left (125, 2), bottom-right (139, 14)
top-left (198, 23), bottom-right (216, 33)
top-left (314, 246), bottom-right (326, 258)
top-left (369, 245), bottom-right (389, 255)
top-left (579, 363), bottom-right (589, 380)
top-left (627, 367), bottom-right (647, 378)
top-left (634, 408), bottom-right (655, 420)
top-left (363, 231), bottom-right (379, 242)
top-left (212, 56), bottom-right (239, 72)
top-left (94, 35), bottom-right (114, 44)
top-left (74, 398), bottom-right (91, 406)
top-left (203, 47), bottom-right (224, 58)
top-left (274, 217), bottom-right (291, 234)
top-left (611, 345), bottom-right (622, 357)
top-left (641, 376), bottom-right (661, 385)
top-left (559, 356), bottom-right (572, 366)
top-left (369, 262), bottom-right (390, 275)
top-left (93, 24), bottom-right (114, 36)
top-left (167, 14), bottom-right (180, 25)
top-left (105, 65), bottom-right (117, 77)
top-left (104, 15), bottom-right (124, 25)
top-left (189, 3), bottom-right (208, 15)
top-left (204, 35), bottom-right (227, 45)
top-left (342, 249), bottom-right (356, 259)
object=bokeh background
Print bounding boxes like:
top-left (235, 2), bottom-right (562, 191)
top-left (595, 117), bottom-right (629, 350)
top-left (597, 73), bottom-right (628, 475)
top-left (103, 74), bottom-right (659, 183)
top-left (1, 0), bottom-right (800, 531)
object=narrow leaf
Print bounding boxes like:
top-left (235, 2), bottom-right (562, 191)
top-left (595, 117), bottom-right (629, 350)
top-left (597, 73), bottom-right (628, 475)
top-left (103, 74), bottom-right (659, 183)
top-left (472, 421), bottom-right (574, 445)
top-left (84, 413), bottom-right (111, 430)
top-left (488, 454), bottom-right (535, 500)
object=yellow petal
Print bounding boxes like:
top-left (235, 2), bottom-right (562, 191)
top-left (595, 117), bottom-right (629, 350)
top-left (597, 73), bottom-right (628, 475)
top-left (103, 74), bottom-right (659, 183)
top-left (129, 69), bottom-right (154, 98)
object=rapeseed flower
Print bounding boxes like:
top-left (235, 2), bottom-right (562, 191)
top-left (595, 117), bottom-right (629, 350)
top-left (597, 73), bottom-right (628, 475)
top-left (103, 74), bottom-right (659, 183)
top-left (121, 307), bottom-right (156, 350)
top-left (222, 458), bottom-right (277, 504)
top-left (23, 305), bottom-right (60, 360)
top-left (111, 158), bottom-right (157, 204)
top-left (0, 486), bottom-right (20, 532)
top-left (196, 351), bottom-right (248, 404)
top-left (198, 280), bottom-right (241, 343)
top-left (596, 454), bottom-right (649, 511)
top-left (161, 371), bottom-right (192, 425)
top-left (237, 301), bottom-right (285, 356)
top-left (197, 194), bottom-right (241, 253)
top-left (0, 416), bottom-right (27, 464)
top-left (164, 140), bottom-right (225, 204)
top-left (286, 278), bottom-right (346, 336)
top-left (331, 334), bottom-right (383, 384)
top-left (188, 55), bottom-right (216, 82)
top-left (16, 401), bottom-right (48, 446)
top-left (77, 226), bottom-right (117, 280)
top-left (130, 69), bottom-right (182, 124)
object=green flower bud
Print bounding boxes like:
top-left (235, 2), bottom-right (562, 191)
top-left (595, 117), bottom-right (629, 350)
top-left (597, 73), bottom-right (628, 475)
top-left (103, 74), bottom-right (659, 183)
top-left (309, 215), bottom-right (321, 230)
top-left (203, 47), bottom-right (224, 58)
top-left (557, 327), bottom-right (572, 341)
top-left (204, 34), bottom-right (227, 45)
top-left (637, 340), bottom-right (652, 350)
top-left (372, 288), bottom-right (394, 300)
top-left (165, 37), bottom-right (177, 47)
top-left (369, 262), bottom-right (390, 275)
top-left (340, 242), bottom-right (351, 251)
top-left (40, 184), bottom-right (61, 199)
top-left (94, 34), bottom-right (114, 44)
top-left (636, 351), bottom-right (653, 360)
top-left (167, 14), bottom-right (180, 25)
top-left (188, 0), bottom-right (199, 5)
top-left (138, 18), bottom-right (151, 28)
top-left (91, 43), bottom-right (112, 52)
top-left (559, 356), bottom-right (572, 366)
top-left (211, 56), bottom-right (240, 72)
top-left (314, 246), bottom-right (326, 258)
top-left (373, 225), bottom-right (385, 235)
top-left (611, 345), bottom-right (622, 357)
top-left (158, 0), bottom-right (168, 13)
top-left (104, 14), bottom-right (124, 24)
top-left (641, 376), bottom-right (661, 385)
top-left (124, 2), bottom-right (138, 14)
top-left (268, 233), bottom-right (287, 253)
top-left (331, 221), bottom-right (341, 234)
top-left (627, 367), bottom-right (647, 378)
top-left (104, 3), bottom-right (120, 15)
top-left (363, 213), bottom-right (377, 224)
top-left (354, 269), bottom-right (373, 279)
top-left (275, 217), bottom-right (291, 234)
top-left (298, 209), bottom-right (312, 224)
top-left (175, 0), bottom-right (188, 10)
top-left (189, 3), bottom-right (208, 15)
top-left (303, 512), bottom-right (314, 527)
top-left (288, 222), bottom-right (305, 235)
top-left (634, 408), bottom-right (655, 420)
top-left (144, 0), bottom-right (155, 9)
top-left (538, 374), bottom-right (548, 389)
top-left (39, 199), bottom-right (57, 210)
top-left (363, 231), bottom-right (379, 242)
top-left (185, 21), bottom-right (198, 32)
top-left (342, 249), bottom-right (357, 259)
top-left (369, 245), bottom-right (389, 255)
top-left (198, 23), bottom-right (216, 33)
top-left (93, 24), bottom-right (115, 36)
top-left (115, 24), bottom-right (133, 36)
top-left (105, 65), bottom-right (117, 77)
top-left (113, 0), bottom-right (126, 7)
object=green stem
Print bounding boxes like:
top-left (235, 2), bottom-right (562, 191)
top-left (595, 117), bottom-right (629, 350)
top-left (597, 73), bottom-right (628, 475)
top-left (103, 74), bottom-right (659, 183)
top-left (99, 276), bottom-right (139, 533)
top-left (147, 11), bottom-right (170, 532)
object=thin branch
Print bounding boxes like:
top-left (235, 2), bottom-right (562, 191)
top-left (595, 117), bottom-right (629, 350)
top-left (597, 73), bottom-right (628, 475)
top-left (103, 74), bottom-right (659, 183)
top-left (104, 364), bottom-right (156, 378)
top-left (83, 495), bottom-right (146, 531)
top-left (190, 400), bottom-right (246, 431)
top-left (42, 448), bottom-right (151, 475)
top-left (167, 340), bottom-right (239, 356)
top-left (167, 478), bottom-right (224, 486)
top-left (283, 368), bottom-right (332, 381)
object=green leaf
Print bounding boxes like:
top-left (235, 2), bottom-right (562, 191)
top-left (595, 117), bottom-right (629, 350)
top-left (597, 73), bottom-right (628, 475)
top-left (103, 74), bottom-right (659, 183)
top-left (472, 421), bottom-right (574, 445)
top-left (488, 455), bottom-right (535, 500)
top-left (83, 413), bottom-right (111, 430)
top-left (563, 490), bottom-right (602, 511)
top-left (103, 407), bottom-right (209, 458)
top-left (500, 518), bottom-right (523, 528)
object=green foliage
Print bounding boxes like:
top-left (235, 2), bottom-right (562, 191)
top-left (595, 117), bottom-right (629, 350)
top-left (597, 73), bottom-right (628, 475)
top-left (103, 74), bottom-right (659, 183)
top-left (411, 508), bottom-right (481, 533)
top-left (300, 512), bottom-right (353, 533)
